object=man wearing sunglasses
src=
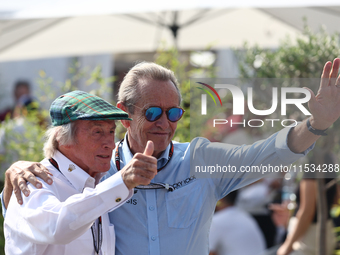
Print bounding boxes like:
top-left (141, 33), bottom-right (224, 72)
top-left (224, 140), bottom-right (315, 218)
top-left (3, 59), bottom-right (340, 255)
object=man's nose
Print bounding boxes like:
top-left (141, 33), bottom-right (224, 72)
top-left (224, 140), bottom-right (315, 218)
top-left (104, 134), bottom-right (116, 149)
top-left (155, 111), bottom-right (169, 129)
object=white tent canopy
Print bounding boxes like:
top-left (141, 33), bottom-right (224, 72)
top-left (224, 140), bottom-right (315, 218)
top-left (1, 0), bottom-right (340, 19)
top-left (1, 1), bottom-right (340, 61)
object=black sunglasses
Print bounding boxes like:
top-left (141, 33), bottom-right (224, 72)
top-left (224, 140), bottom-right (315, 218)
top-left (145, 106), bottom-right (185, 122)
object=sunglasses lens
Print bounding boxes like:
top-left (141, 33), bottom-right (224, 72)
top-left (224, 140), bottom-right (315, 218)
top-left (145, 107), bottom-right (162, 121)
top-left (168, 108), bottom-right (184, 122)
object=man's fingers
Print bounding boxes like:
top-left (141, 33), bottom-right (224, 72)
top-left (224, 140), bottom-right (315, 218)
top-left (121, 149), bottom-right (158, 189)
top-left (18, 179), bottom-right (30, 197)
top-left (136, 167), bottom-right (157, 180)
top-left (12, 165), bottom-right (45, 189)
top-left (4, 161), bottom-right (54, 206)
top-left (133, 153), bottom-right (157, 164)
top-left (329, 58), bottom-right (340, 81)
top-left (13, 187), bottom-right (23, 205)
top-left (336, 75), bottom-right (340, 86)
top-left (29, 164), bottom-right (53, 185)
top-left (20, 162), bottom-right (53, 186)
top-left (12, 177), bottom-right (29, 205)
top-left (134, 176), bottom-right (154, 186)
top-left (122, 168), bottom-right (156, 189)
top-left (143, 141), bottom-right (154, 156)
top-left (26, 174), bottom-right (42, 189)
top-left (128, 159), bottom-right (157, 180)
top-left (320, 61), bottom-right (332, 88)
top-left (132, 166), bottom-right (158, 185)
top-left (132, 161), bottom-right (157, 172)
top-left (121, 144), bottom-right (157, 189)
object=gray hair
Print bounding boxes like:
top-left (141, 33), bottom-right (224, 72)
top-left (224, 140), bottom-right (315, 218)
top-left (43, 122), bottom-right (77, 158)
top-left (118, 62), bottom-right (182, 113)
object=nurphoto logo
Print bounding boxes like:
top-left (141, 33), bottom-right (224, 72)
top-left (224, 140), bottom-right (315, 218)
top-left (196, 81), bottom-right (312, 128)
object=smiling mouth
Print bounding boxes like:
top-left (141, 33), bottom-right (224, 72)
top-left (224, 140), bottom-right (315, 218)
top-left (150, 132), bottom-right (168, 135)
top-left (97, 155), bottom-right (110, 159)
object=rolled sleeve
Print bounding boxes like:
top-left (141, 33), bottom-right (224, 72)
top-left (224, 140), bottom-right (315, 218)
top-left (275, 127), bottom-right (314, 162)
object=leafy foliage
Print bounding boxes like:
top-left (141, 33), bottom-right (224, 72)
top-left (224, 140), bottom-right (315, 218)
top-left (238, 25), bottom-right (340, 79)
top-left (236, 24), bottom-right (340, 162)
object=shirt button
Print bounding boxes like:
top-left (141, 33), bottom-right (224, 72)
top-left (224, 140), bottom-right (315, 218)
top-left (149, 206), bottom-right (155, 211)
top-left (115, 197), bottom-right (122, 202)
top-left (151, 236), bottom-right (157, 241)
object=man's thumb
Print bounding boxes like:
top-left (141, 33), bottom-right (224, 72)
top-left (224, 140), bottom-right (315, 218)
top-left (143, 141), bottom-right (154, 156)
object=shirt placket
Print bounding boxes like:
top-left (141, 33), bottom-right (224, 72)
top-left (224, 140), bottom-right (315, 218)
top-left (146, 189), bottom-right (160, 255)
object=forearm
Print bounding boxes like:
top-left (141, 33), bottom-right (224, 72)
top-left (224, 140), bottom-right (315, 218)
top-left (196, 127), bottom-right (306, 174)
top-left (283, 209), bottom-right (314, 248)
top-left (282, 180), bottom-right (316, 250)
top-left (287, 119), bottom-right (321, 154)
top-left (195, 128), bottom-right (309, 198)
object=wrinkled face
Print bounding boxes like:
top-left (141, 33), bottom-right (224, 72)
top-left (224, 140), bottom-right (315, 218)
top-left (126, 79), bottom-right (180, 158)
top-left (68, 120), bottom-right (116, 177)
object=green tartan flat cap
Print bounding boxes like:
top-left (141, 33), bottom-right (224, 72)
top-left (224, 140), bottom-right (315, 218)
top-left (50, 90), bottom-right (131, 126)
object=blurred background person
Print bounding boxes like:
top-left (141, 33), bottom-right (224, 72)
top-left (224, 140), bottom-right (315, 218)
top-left (275, 154), bottom-right (337, 255)
top-left (11, 80), bottom-right (36, 118)
top-left (209, 190), bottom-right (266, 255)
top-left (0, 80), bottom-right (36, 122)
top-left (0, 80), bottom-right (42, 184)
top-left (236, 178), bottom-right (282, 249)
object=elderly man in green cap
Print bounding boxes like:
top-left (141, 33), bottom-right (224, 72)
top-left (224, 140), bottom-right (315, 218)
top-left (4, 90), bottom-right (157, 255)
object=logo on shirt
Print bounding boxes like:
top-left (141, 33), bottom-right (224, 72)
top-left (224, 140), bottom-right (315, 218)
top-left (68, 164), bottom-right (76, 172)
top-left (172, 175), bottom-right (196, 190)
top-left (127, 198), bottom-right (137, 205)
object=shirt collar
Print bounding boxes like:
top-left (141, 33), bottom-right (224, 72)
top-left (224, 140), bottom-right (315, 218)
top-left (53, 150), bottom-right (106, 192)
top-left (157, 142), bottom-right (171, 169)
top-left (122, 133), bottom-right (171, 168)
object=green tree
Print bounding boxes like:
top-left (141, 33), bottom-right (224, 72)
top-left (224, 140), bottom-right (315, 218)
top-left (237, 24), bottom-right (340, 160)
top-left (236, 24), bottom-right (340, 255)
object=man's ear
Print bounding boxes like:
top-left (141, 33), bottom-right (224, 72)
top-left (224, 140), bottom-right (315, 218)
top-left (117, 102), bottom-right (130, 128)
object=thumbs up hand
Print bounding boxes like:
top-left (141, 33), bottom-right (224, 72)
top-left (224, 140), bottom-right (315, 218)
top-left (143, 140), bottom-right (154, 156)
top-left (120, 141), bottom-right (158, 190)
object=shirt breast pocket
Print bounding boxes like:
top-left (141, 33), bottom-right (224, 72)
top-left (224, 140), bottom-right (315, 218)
top-left (165, 182), bottom-right (202, 228)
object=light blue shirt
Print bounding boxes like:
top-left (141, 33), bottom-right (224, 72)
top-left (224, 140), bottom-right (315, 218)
top-left (103, 128), bottom-right (312, 255)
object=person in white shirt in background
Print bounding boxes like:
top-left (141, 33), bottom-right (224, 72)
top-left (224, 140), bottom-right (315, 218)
top-left (4, 90), bottom-right (157, 255)
top-left (209, 190), bottom-right (266, 255)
